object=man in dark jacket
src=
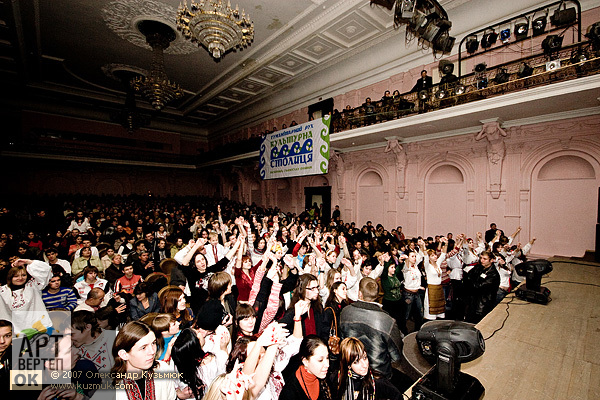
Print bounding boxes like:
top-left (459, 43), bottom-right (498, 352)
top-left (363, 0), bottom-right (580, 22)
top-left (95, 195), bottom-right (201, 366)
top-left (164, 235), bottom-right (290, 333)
top-left (465, 250), bottom-right (500, 323)
top-left (340, 277), bottom-right (403, 380)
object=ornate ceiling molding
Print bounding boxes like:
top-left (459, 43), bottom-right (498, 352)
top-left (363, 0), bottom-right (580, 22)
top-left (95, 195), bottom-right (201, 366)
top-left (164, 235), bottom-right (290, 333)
top-left (102, 0), bottom-right (200, 55)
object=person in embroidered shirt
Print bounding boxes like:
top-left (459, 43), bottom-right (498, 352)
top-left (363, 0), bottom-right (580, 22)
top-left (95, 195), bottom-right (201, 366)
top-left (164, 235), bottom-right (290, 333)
top-left (115, 264), bottom-right (143, 295)
top-left (71, 310), bottom-right (116, 371)
top-left (111, 320), bottom-right (176, 400)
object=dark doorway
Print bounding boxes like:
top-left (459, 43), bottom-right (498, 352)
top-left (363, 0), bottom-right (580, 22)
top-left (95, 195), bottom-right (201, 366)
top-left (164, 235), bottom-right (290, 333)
top-left (304, 186), bottom-right (331, 224)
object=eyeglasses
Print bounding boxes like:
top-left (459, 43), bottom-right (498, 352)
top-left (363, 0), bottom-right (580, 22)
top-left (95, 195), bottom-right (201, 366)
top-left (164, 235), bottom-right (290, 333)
top-left (306, 286), bottom-right (319, 291)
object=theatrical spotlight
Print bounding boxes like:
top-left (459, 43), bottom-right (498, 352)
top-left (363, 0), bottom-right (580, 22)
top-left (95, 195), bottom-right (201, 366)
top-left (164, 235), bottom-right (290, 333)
top-left (542, 34), bottom-right (563, 56)
top-left (474, 63), bottom-right (487, 89)
top-left (586, 21), bottom-right (600, 53)
top-left (518, 63), bottom-right (534, 78)
top-left (500, 28), bottom-right (511, 43)
top-left (515, 259), bottom-right (553, 304)
top-left (433, 31), bottom-right (456, 54)
top-left (481, 29), bottom-right (498, 49)
top-left (419, 89), bottom-right (430, 101)
top-left (532, 15), bottom-right (547, 36)
top-left (455, 84), bottom-right (466, 95)
top-left (413, 321), bottom-right (486, 400)
top-left (493, 68), bottom-right (510, 84)
top-left (550, 4), bottom-right (576, 27)
top-left (439, 59), bottom-right (455, 75)
top-left (473, 62), bottom-right (487, 73)
top-left (465, 35), bottom-right (479, 54)
top-left (570, 49), bottom-right (588, 64)
top-left (435, 88), bottom-right (448, 99)
top-left (394, 0), bottom-right (416, 25)
top-left (514, 19), bottom-right (529, 40)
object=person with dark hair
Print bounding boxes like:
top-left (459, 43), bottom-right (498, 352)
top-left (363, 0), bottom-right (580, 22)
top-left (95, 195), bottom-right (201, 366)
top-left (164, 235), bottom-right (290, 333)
top-left (74, 265), bottom-right (109, 302)
top-left (173, 236), bottom-right (242, 312)
top-left (280, 335), bottom-right (331, 400)
top-left (279, 274), bottom-right (329, 342)
top-left (71, 310), bottom-right (116, 371)
top-left (340, 277), bottom-right (403, 381)
top-left (160, 286), bottom-right (194, 329)
top-left (71, 246), bottom-right (102, 276)
top-left (129, 281), bottom-right (160, 320)
top-left (0, 258), bottom-right (52, 336)
top-left (171, 328), bottom-right (227, 400)
top-left (0, 320), bottom-right (12, 390)
top-left (330, 337), bottom-right (401, 400)
top-left (44, 246), bottom-right (72, 275)
top-left (411, 69), bottom-right (433, 92)
top-left (464, 250), bottom-right (501, 323)
top-left (111, 320), bottom-right (176, 399)
top-left (114, 263), bottom-right (142, 294)
top-left (42, 273), bottom-right (78, 311)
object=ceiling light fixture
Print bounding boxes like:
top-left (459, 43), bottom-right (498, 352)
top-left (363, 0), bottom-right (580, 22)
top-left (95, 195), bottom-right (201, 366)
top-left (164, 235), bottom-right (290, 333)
top-left (177, 0), bottom-right (254, 59)
top-left (132, 21), bottom-right (184, 111)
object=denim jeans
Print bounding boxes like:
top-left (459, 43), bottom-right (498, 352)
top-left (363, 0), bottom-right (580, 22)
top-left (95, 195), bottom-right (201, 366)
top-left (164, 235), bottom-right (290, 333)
top-left (401, 291), bottom-right (423, 334)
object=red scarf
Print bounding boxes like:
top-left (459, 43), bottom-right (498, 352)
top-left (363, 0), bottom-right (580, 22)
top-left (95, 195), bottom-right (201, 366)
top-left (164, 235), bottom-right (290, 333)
top-left (296, 365), bottom-right (320, 400)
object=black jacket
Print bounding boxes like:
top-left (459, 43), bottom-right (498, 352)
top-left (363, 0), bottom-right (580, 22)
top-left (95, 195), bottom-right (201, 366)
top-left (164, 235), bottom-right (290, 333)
top-left (339, 301), bottom-right (403, 380)
top-left (466, 263), bottom-right (500, 317)
top-left (280, 369), bottom-right (332, 400)
top-left (411, 76), bottom-right (433, 92)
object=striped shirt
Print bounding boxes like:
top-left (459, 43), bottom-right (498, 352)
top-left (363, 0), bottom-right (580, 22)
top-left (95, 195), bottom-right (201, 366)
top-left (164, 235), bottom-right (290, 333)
top-left (42, 287), bottom-right (78, 311)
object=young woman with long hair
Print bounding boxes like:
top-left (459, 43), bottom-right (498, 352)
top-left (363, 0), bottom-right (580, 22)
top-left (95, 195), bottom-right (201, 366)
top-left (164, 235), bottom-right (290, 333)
top-left (331, 337), bottom-right (400, 400)
top-left (171, 328), bottom-right (227, 400)
top-left (111, 320), bottom-right (176, 400)
top-left (159, 286), bottom-right (193, 329)
top-left (280, 335), bottom-right (331, 400)
top-left (280, 274), bottom-right (328, 341)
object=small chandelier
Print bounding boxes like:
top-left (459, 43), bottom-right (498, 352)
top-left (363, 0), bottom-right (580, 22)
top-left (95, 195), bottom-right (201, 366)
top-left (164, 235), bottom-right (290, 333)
top-left (132, 21), bottom-right (184, 111)
top-left (177, 0), bottom-right (254, 59)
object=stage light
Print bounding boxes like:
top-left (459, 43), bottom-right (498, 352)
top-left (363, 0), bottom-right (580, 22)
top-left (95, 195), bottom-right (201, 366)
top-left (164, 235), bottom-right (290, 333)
top-left (414, 321), bottom-right (485, 399)
top-left (514, 19), bottom-right (529, 41)
top-left (438, 60), bottom-right (454, 75)
top-left (435, 88), bottom-right (447, 99)
top-left (465, 35), bottom-right (479, 54)
top-left (586, 22), bottom-right (600, 52)
top-left (395, 0), bottom-right (416, 22)
top-left (550, 5), bottom-right (576, 27)
top-left (518, 63), bottom-right (533, 78)
top-left (500, 28), bottom-right (511, 43)
top-left (419, 89), bottom-right (430, 101)
top-left (473, 62), bottom-right (487, 73)
top-left (481, 29), bottom-right (498, 49)
top-left (433, 32), bottom-right (456, 54)
top-left (545, 59), bottom-right (561, 71)
top-left (532, 16), bottom-right (547, 36)
top-left (476, 77), bottom-right (488, 89)
top-left (570, 49), bottom-right (588, 64)
top-left (515, 259), bottom-right (553, 304)
top-left (542, 34), bottom-right (563, 56)
top-left (455, 84), bottom-right (466, 95)
top-left (493, 68), bottom-right (509, 84)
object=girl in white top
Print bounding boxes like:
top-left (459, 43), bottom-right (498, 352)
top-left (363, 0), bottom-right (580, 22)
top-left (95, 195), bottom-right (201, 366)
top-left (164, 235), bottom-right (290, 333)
top-left (0, 258), bottom-right (52, 336)
top-left (423, 239), bottom-right (448, 320)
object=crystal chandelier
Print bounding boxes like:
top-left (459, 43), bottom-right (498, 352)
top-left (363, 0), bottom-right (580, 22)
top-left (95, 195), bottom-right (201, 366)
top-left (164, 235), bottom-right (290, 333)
top-left (177, 0), bottom-right (254, 59)
top-left (132, 21), bottom-right (184, 111)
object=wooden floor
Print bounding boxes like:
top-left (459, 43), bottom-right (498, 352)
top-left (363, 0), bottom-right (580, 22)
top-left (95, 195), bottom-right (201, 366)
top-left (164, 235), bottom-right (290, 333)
top-left (406, 258), bottom-right (600, 399)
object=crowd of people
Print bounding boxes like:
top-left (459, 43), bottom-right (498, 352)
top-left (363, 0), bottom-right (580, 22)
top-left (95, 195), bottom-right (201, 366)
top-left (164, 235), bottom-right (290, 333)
top-left (0, 194), bottom-right (536, 400)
